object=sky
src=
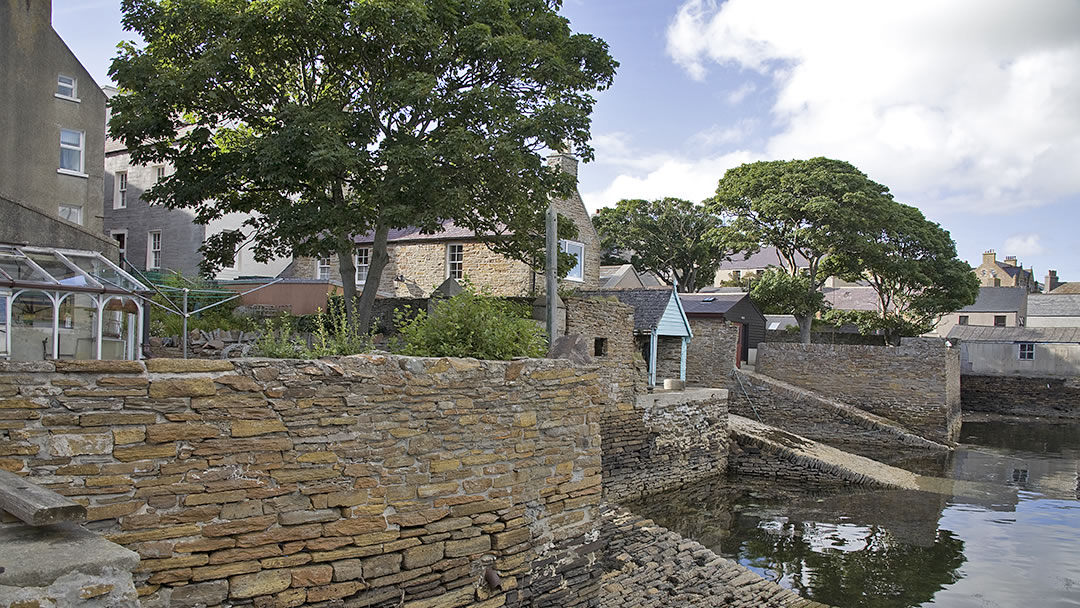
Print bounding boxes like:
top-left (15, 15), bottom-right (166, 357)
top-left (53, 0), bottom-right (1080, 283)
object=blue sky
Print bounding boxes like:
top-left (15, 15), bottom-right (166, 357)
top-left (54, 0), bottom-right (1080, 283)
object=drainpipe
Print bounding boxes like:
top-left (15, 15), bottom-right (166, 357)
top-left (680, 336), bottom-right (688, 381)
top-left (649, 330), bottom-right (658, 387)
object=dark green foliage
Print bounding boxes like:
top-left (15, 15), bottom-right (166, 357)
top-left (255, 298), bottom-right (370, 358)
top-left (594, 197), bottom-right (731, 292)
top-left (394, 284), bottom-right (546, 360)
top-left (749, 268), bottom-right (826, 318)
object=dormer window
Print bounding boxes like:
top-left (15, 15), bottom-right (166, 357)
top-left (56, 74), bottom-right (79, 101)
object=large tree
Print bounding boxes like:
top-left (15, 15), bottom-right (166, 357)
top-left (593, 197), bottom-right (731, 292)
top-left (822, 201), bottom-right (979, 345)
top-left (708, 158), bottom-right (892, 343)
top-left (109, 0), bottom-right (616, 333)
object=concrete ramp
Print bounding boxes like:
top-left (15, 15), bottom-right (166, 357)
top-left (729, 414), bottom-right (923, 490)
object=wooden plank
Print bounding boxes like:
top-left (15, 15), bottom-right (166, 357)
top-left (0, 469), bottom-right (86, 525)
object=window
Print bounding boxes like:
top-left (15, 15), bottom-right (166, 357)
top-left (446, 244), bottom-right (463, 280)
top-left (59, 129), bottom-right (84, 174)
top-left (111, 230), bottom-right (127, 259)
top-left (994, 315), bottom-right (1007, 327)
top-left (1018, 343), bottom-right (1034, 361)
top-left (148, 231), bottom-right (162, 269)
top-left (957, 315), bottom-right (969, 326)
top-left (594, 337), bottom-right (608, 357)
top-left (731, 270), bottom-right (742, 280)
top-left (56, 74), bottom-right (78, 100)
top-left (317, 258), bottom-right (332, 280)
top-left (154, 166), bottom-right (166, 183)
top-left (994, 278), bottom-right (1001, 287)
top-left (115, 171), bottom-right (128, 209)
top-left (559, 239), bottom-right (584, 282)
top-left (58, 204), bottom-right (82, 225)
top-left (355, 247), bottom-right (370, 284)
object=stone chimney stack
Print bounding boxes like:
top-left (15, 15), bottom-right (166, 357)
top-left (982, 250), bottom-right (997, 265)
top-left (1046, 270), bottom-right (1061, 292)
top-left (8, 0), bottom-right (53, 35)
top-left (546, 148), bottom-right (578, 180)
top-left (1003, 255), bottom-right (1017, 267)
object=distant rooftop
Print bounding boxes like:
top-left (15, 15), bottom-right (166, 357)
top-left (960, 287), bottom-right (1027, 313)
top-left (947, 325), bottom-right (1080, 343)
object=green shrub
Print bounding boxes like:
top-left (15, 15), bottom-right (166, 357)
top-left (393, 284), bottom-right (547, 360)
top-left (254, 298), bottom-right (370, 358)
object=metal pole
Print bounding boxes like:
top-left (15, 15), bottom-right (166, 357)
top-left (545, 205), bottom-right (558, 343)
top-left (182, 288), bottom-right (189, 360)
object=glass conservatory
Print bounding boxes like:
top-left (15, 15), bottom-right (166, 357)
top-left (0, 246), bottom-right (150, 361)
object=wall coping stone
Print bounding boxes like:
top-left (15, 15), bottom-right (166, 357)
top-left (0, 522), bottom-right (140, 588)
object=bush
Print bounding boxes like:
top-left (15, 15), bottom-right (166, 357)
top-left (394, 284), bottom-right (547, 360)
top-left (254, 298), bottom-right (370, 358)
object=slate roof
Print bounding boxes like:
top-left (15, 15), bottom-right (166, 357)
top-left (1028, 294), bottom-right (1080, 317)
top-left (679, 293), bottom-right (747, 316)
top-left (353, 221), bottom-right (480, 245)
top-left (822, 286), bottom-right (881, 312)
top-left (947, 326), bottom-right (1080, 343)
top-left (765, 314), bottom-right (799, 330)
top-left (717, 247), bottom-right (809, 271)
top-left (960, 287), bottom-right (1027, 313)
top-left (599, 264), bottom-right (643, 289)
top-left (577, 288), bottom-right (674, 333)
top-left (1050, 282), bottom-right (1080, 294)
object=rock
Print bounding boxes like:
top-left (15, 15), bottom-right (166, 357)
top-left (548, 334), bottom-right (592, 366)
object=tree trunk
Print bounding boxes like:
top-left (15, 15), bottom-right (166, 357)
top-left (336, 240), bottom-right (357, 330)
top-left (797, 314), bottom-right (812, 344)
top-left (354, 219), bottom-right (391, 337)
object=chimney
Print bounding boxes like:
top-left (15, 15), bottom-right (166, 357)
top-left (1046, 270), bottom-right (1061, 292)
top-left (982, 250), bottom-right (997, 265)
top-left (546, 148), bottom-right (578, 180)
top-left (1003, 255), bottom-right (1017, 267)
top-left (10, 0), bottom-right (53, 34)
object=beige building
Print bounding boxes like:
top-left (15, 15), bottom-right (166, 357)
top-left (0, 0), bottom-right (116, 255)
top-left (932, 287), bottom-right (1027, 337)
top-left (974, 250), bottom-right (1038, 292)
top-left (291, 152), bottom-right (601, 297)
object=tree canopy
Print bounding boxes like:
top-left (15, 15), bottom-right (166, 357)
top-left (708, 158), bottom-right (893, 343)
top-left (109, 0), bottom-right (617, 332)
top-left (593, 197), bottom-right (730, 292)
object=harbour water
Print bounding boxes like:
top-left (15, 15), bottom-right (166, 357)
top-left (626, 419), bottom-right (1080, 607)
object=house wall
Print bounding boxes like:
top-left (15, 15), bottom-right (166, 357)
top-left (1027, 316), bottom-right (1080, 328)
top-left (0, 356), bottom-right (606, 608)
top-left (685, 318), bottom-right (740, 387)
top-left (205, 213), bottom-right (292, 280)
top-left (957, 342), bottom-right (1080, 377)
top-left (654, 336), bottom-right (684, 382)
top-left (756, 339), bottom-right (962, 444)
top-left (933, 311), bottom-right (1021, 337)
top-left (1, 0), bottom-right (108, 242)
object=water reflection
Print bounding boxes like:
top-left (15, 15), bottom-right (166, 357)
top-left (626, 419), bottom-right (1080, 608)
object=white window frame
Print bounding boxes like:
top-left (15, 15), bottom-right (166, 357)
top-left (110, 229), bottom-right (128, 260)
top-left (56, 74), bottom-right (79, 102)
top-left (114, 171), bottom-right (128, 209)
top-left (446, 244), bottom-right (464, 280)
top-left (147, 231), bottom-right (162, 270)
top-left (317, 258), bottom-right (332, 280)
top-left (1018, 343), bottom-right (1034, 361)
top-left (559, 239), bottom-right (585, 282)
top-left (58, 128), bottom-right (86, 176)
top-left (58, 204), bottom-right (83, 225)
top-left (154, 166), bottom-right (166, 183)
top-left (355, 247), bottom-right (370, 284)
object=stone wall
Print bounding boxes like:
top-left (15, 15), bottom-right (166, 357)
top-left (653, 336), bottom-right (684, 384)
top-left (564, 297), bottom-right (642, 412)
top-left (756, 339), bottom-right (962, 444)
top-left (961, 375), bottom-right (1080, 419)
top-left (0, 356), bottom-right (607, 608)
top-left (686, 319), bottom-right (740, 388)
top-left (728, 370), bottom-right (948, 463)
top-left (765, 330), bottom-right (885, 346)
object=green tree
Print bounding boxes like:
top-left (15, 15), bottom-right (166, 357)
top-left (708, 158), bottom-right (892, 343)
top-left (749, 268), bottom-right (826, 319)
top-left (822, 201), bottom-right (978, 345)
top-left (593, 197), bottom-right (731, 292)
top-left (109, 0), bottom-right (616, 335)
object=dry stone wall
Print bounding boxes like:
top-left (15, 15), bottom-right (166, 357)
top-left (961, 375), bottom-right (1080, 419)
top-left (756, 339), bottom-right (961, 444)
top-left (685, 319), bottom-right (739, 388)
top-left (0, 355), bottom-right (606, 608)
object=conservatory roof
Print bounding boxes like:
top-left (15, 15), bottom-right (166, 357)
top-left (0, 245), bottom-right (149, 295)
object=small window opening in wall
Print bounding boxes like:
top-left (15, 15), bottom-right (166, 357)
top-left (1018, 342), bottom-right (1034, 360)
top-left (957, 315), bottom-right (969, 326)
top-left (994, 315), bottom-right (1007, 327)
top-left (594, 337), bottom-right (607, 357)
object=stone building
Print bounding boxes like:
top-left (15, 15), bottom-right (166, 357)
top-left (289, 151), bottom-right (602, 297)
top-left (102, 89), bottom-right (290, 280)
top-left (974, 249), bottom-right (1038, 292)
top-left (0, 0), bottom-right (116, 256)
top-left (680, 292), bottom-right (766, 369)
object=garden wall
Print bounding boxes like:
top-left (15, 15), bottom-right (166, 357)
top-left (0, 355), bottom-right (607, 608)
top-left (755, 339), bottom-right (961, 444)
top-left (685, 319), bottom-right (740, 387)
top-left (961, 375), bottom-right (1080, 419)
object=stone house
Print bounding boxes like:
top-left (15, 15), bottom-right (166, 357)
top-left (933, 286), bottom-right (1028, 337)
top-left (289, 152), bottom-right (601, 298)
top-left (974, 250), bottom-right (1038, 292)
top-left (0, 0), bottom-right (117, 257)
top-left (102, 89), bottom-right (291, 280)
top-left (680, 292), bottom-right (766, 370)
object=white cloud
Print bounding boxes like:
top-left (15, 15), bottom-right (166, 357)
top-left (691, 119), bottom-right (758, 148)
top-left (1004, 234), bottom-right (1045, 257)
top-left (665, 0), bottom-right (1080, 214)
top-left (726, 82), bottom-right (757, 105)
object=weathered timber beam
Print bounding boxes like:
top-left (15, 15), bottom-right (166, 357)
top-left (0, 469), bottom-right (87, 526)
